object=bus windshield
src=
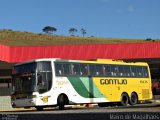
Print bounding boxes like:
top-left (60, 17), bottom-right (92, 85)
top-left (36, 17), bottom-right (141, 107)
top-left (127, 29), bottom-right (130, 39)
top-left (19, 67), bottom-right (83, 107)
top-left (12, 61), bottom-right (52, 94)
top-left (12, 62), bottom-right (37, 93)
top-left (12, 73), bottom-right (36, 93)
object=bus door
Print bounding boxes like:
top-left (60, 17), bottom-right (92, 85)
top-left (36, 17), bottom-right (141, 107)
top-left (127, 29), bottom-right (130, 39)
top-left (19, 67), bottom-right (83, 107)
top-left (37, 61), bottom-right (52, 105)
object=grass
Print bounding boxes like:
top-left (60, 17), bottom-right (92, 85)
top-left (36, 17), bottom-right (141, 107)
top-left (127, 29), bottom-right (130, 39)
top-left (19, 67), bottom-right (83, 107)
top-left (0, 29), bottom-right (158, 46)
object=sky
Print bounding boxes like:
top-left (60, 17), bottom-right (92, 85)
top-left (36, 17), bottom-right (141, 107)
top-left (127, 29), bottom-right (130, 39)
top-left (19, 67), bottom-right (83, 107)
top-left (0, 0), bottom-right (160, 39)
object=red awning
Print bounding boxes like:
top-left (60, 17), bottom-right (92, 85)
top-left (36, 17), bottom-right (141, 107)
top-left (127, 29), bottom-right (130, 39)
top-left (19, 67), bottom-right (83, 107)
top-left (0, 42), bottom-right (160, 63)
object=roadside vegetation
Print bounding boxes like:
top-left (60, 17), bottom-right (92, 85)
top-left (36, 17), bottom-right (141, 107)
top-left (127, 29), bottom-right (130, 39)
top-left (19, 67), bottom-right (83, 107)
top-left (0, 29), bottom-right (158, 46)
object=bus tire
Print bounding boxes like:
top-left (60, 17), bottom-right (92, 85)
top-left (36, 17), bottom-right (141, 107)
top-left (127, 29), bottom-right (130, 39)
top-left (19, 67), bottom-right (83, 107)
top-left (57, 94), bottom-right (68, 110)
top-left (120, 93), bottom-right (129, 106)
top-left (129, 92), bottom-right (138, 105)
top-left (36, 106), bottom-right (43, 111)
top-left (98, 103), bottom-right (109, 107)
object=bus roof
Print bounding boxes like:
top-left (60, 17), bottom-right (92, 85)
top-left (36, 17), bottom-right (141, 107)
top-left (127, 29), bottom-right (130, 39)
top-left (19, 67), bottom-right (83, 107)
top-left (14, 58), bottom-right (148, 66)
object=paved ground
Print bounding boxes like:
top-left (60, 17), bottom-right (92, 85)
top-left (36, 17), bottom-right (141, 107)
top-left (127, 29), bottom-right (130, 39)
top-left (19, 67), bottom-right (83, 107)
top-left (0, 102), bottom-right (160, 120)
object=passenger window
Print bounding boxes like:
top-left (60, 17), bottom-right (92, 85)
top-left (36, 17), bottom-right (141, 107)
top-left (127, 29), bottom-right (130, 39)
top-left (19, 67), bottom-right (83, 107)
top-left (118, 66), bottom-right (124, 77)
top-left (123, 66), bottom-right (131, 77)
top-left (131, 66), bottom-right (137, 77)
top-left (80, 64), bottom-right (88, 76)
top-left (96, 65), bottom-right (104, 76)
top-left (137, 67), bottom-right (143, 77)
top-left (103, 65), bottom-right (111, 76)
top-left (63, 63), bottom-right (70, 75)
top-left (55, 63), bottom-right (63, 76)
top-left (143, 67), bottom-right (149, 77)
top-left (111, 65), bottom-right (118, 76)
top-left (89, 64), bottom-right (97, 76)
top-left (71, 64), bottom-right (81, 75)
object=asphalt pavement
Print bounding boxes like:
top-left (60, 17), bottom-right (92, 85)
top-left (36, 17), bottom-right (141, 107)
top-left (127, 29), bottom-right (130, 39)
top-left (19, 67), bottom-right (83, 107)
top-left (0, 103), bottom-right (160, 120)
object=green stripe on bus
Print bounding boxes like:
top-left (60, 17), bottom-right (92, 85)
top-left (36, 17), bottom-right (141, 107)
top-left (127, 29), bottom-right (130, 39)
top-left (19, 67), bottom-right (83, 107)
top-left (68, 76), bottom-right (89, 98)
top-left (80, 77), bottom-right (105, 98)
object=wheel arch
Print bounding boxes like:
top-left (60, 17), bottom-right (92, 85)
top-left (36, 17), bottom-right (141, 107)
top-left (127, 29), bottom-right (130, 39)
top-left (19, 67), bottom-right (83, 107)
top-left (57, 93), bottom-right (69, 105)
top-left (121, 92), bottom-right (129, 98)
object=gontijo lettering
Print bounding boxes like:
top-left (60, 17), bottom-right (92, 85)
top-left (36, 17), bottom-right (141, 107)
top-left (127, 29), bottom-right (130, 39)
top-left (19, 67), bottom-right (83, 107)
top-left (100, 79), bottom-right (127, 85)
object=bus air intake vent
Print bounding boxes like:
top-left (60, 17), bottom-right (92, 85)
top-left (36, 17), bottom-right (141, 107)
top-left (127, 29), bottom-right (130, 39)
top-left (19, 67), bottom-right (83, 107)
top-left (142, 89), bottom-right (150, 99)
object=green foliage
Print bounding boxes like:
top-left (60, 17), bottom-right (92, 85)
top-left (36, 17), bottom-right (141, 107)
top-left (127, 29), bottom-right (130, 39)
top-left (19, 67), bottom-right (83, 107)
top-left (68, 28), bottom-right (78, 36)
top-left (81, 28), bottom-right (86, 37)
top-left (42, 26), bottom-right (57, 34)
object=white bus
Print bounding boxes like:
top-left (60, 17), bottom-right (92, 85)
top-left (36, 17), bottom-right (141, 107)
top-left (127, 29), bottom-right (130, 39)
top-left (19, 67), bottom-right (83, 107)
top-left (11, 58), bottom-right (153, 110)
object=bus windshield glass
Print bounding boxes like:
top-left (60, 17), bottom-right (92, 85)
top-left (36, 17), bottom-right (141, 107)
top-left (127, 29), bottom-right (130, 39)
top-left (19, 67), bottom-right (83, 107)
top-left (12, 61), bottom-right (52, 94)
top-left (12, 62), bottom-right (37, 93)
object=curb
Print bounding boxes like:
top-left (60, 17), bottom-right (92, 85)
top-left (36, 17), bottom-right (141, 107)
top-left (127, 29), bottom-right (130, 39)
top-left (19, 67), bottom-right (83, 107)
top-left (0, 108), bottom-right (35, 112)
top-left (151, 100), bottom-right (160, 103)
top-left (0, 104), bottom-right (95, 112)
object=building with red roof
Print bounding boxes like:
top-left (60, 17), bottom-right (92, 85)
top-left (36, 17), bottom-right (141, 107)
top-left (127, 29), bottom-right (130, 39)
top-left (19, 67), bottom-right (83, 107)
top-left (0, 42), bottom-right (160, 110)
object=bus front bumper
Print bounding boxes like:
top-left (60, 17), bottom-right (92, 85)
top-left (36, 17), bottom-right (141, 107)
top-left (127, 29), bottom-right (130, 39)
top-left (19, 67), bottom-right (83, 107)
top-left (11, 98), bottom-right (36, 108)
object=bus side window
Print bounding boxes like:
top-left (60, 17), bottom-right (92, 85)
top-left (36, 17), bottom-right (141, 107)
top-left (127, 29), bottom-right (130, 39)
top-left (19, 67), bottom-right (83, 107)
top-left (71, 64), bottom-right (81, 75)
top-left (110, 65), bottom-right (118, 77)
top-left (118, 65), bottom-right (124, 77)
top-left (63, 63), bottom-right (70, 76)
top-left (137, 67), bottom-right (143, 77)
top-left (80, 64), bottom-right (88, 76)
top-left (123, 66), bottom-right (131, 77)
top-left (143, 67), bottom-right (149, 77)
top-left (131, 66), bottom-right (137, 77)
top-left (89, 64), bottom-right (97, 76)
top-left (96, 65), bottom-right (104, 76)
top-left (55, 63), bottom-right (63, 76)
top-left (103, 65), bottom-right (111, 76)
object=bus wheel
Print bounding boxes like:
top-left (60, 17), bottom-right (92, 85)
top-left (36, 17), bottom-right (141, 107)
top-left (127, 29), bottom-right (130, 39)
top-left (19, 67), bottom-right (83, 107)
top-left (129, 92), bottom-right (138, 105)
top-left (36, 106), bottom-right (43, 111)
top-left (120, 93), bottom-right (129, 106)
top-left (58, 94), bottom-right (68, 110)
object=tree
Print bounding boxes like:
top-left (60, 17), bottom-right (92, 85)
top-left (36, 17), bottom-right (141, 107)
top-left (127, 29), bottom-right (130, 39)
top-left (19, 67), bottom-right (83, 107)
top-left (146, 38), bottom-right (152, 41)
top-left (68, 28), bottom-right (77, 36)
top-left (42, 26), bottom-right (57, 34)
top-left (80, 28), bottom-right (86, 37)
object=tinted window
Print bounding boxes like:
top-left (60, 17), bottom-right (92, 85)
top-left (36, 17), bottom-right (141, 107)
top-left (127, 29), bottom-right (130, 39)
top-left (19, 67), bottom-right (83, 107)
top-left (54, 62), bottom-right (149, 78)
top-left (71, 64), bottom-right (81, 75)
top-left (137, 67), bottom-right (143, 77)
top-left (37, 61), bottom-right (52, 71)
top-left (123, 66), bottom-right (131, 77)
top-left (143, 67), bottom-right (149, 77)
top-left (131, 66), bottom-right (137, 77)
top-left (89, 64), bottom-right (97, 76)
top-left (80, 64), bottom-right (88, 76)
top-left (14, 62), bottom-right (36, 73)
top-left (118, 66), bottom-right (124, 77)
top-left (104, 65), bottom-right (111, 76)
top-left (110, 65), bottom-right (118, 76)
top-left (96, 65), bottom-right (104, 76)
top-left (63, 63), bottom-right (70, 75)
top-left (55, 63), bottom-right (64, 76)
